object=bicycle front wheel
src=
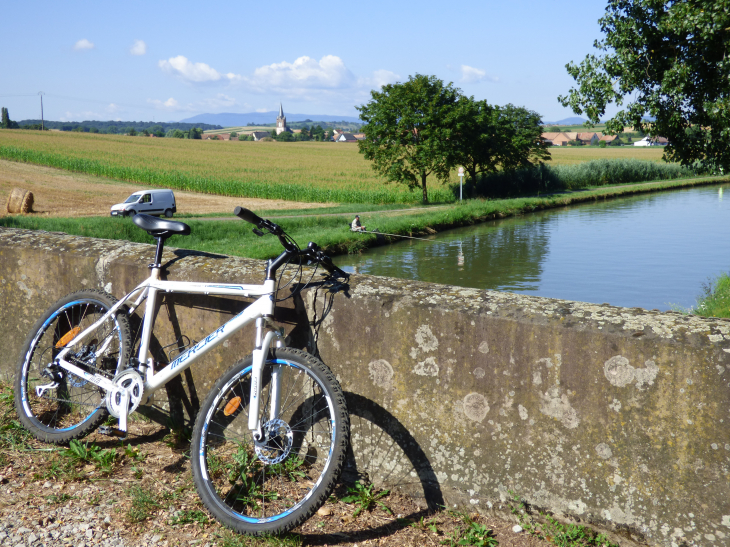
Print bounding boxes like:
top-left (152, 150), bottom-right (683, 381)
top-left (14, 289), bottom-right (132, 444)
top-left (191, 348), bottom-right (349, 536)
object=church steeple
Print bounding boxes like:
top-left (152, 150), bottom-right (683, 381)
top-left (276, 103), bottom-right (287, 135)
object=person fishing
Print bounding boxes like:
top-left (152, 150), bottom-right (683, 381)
top-left (351, 215), bottom-right (366, 232)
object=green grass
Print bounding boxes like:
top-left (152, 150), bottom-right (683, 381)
top-left (340, 480), bottom-right (392, 517)
top-left (510, 492), bottom-right (619, 547)
top-left (688, 273), bottom-right (730, 318)
top-left (126, 485), bottom-right (163, 523)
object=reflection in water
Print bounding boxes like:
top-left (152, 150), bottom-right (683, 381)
top-left (338, 183), bottom-right (730, 311)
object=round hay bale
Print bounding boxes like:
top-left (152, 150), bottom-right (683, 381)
top-left (6, 188), bottom-right (34, 214)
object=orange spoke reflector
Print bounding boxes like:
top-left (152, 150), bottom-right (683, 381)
top-left (55, 326), bottom-right (81, 348)
top-left (224, 396), bottom-right (242, 416)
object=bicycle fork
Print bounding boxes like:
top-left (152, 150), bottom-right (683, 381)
top-left (249, 317), bottom-right (285, 442)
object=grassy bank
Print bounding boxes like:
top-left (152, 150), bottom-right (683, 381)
top-left (1, 175), bottom-right (725, 260)
top-left (690, 273), bottom-right (730, 318)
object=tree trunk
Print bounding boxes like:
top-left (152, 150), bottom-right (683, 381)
top-left (468, 167), bottom-right (477, 184)
top-left (421, 172), bottom-right (428, 204)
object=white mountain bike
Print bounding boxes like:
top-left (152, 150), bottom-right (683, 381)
top-left (13, 207), bottom-right (351, 536)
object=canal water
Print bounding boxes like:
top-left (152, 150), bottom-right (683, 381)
top-left (337, 183), bottom-right (730, 311)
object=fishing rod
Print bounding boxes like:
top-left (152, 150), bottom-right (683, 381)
top-left (352, 229), bottom-right (436, 242)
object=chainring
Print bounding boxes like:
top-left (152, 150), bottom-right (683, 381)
top-left (105, 368), bottom-right (144, 419)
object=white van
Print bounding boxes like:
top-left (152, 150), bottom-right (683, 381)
top-left (110, 189), bottom-right (176, 218)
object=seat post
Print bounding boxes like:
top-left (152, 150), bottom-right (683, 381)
top-left (151, 237), bottom-right (165, 269)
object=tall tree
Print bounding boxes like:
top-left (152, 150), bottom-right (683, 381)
top-left (453, 100), bottom-right (550, 182)
top-left (559, 0), bottom-right (730, 171)
top-left (1, 107), bottom-right (8, 129)
top-left (357, 74), bottom-right (462, 203)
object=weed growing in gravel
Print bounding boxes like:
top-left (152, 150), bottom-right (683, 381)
top-left (60, 439), bottom-right (118, 475)
top-left (405, 515), bottom-right (441, 534)
top-left (510, 492), bottom-right (619, 547)
top-left (123, 443), bottom-right (147, 462)
top-left (126, 485), bottom-right (163, 523)
top-left (45, 493), bottom-right (78, 504)
top-left (169, 509), bottom-right (209, 528)
top-left (441, 511), bottom-right (498, 547)
top-left (340, 480), bottom-right (393, 517)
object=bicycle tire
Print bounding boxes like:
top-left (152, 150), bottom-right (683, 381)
top-left (191, 348), bottom-right (349, 536)
top-left (14, 289), bottom-right (132, 444)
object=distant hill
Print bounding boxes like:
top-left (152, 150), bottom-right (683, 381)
top-left (180, 112), bottom-right (362, 127)
top-left (542, 117), bottom-right (588, 126)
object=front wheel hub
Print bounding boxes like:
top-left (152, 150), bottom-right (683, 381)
top-left (254, 419), bottom-right (293, 464)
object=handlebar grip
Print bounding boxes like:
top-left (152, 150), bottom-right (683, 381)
top-left (234, 206), bottom-right (263, 226)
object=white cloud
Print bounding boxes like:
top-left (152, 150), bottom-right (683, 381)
top-left (460, 65), bottom-right (498, 84)
top-left (130, 40), bottom-right (147, 56)
top-left (147, 97), bottom-right (187, 111)
top-left (159, 55), bottom-right (241, 84)
top-left (358, 69), bottom-right (400, 89)
top-left (255, 108), bottom-right (269, 113)
top-left (246, 55), bottom-right (356, 92)
top-left (74, 39), bottom-right (95, 51)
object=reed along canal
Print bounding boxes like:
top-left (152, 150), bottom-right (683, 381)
top-left (337, 183), bottom-right (730, 311)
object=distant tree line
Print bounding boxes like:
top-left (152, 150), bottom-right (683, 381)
top-left (1, 108), bottom-right (20, 129)
top-left (16, 119), bottom-right (222, 134)
top-left (165, 127), bottom-right (203, 139)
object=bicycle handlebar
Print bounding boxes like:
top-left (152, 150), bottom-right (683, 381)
top-left (234, 206), bottom-right (263, 226)
top-left (234, 207), bottom-right (349, 280)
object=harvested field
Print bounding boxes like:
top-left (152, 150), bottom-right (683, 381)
top-left (0, 160), bottom-right (330, 218)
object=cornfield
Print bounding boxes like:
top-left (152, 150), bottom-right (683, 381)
top-left (0, 131), bottom-right (455, 204)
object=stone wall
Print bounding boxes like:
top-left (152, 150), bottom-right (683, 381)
top-left (1, 227), bottom-right (730, 547)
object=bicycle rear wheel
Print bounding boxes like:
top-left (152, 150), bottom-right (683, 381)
top-left (14, 289), bottom-right (132, 444)
top-left (191, 348), bottom-right (349, 536)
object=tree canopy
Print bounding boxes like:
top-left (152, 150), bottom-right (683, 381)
top-left (357, 74), bottom-right (462, 203)
top-left (559, 0), bottom-right (730, 171)
top-left (357, 74), bottom-right (549, 203)
top-left (453, 100), bottom-right (550, 182)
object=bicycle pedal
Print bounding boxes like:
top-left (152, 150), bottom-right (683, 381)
top-left (98, 426), bottom-right (127, 440)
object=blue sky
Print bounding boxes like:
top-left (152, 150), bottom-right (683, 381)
top-left (1, 1), bottom-right (612, 124)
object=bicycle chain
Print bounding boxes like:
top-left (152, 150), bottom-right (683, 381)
top-left (36, 352), bottom-right (118, 406)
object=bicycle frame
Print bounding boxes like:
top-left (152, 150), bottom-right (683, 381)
top-left (52, 267), bottom-right (285, 434)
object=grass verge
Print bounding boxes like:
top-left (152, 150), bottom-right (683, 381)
top-left (683, 272), bottom-right (730, 318)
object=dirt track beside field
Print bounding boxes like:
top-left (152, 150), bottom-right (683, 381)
top-left (0, 160), bottom-right (329, 218)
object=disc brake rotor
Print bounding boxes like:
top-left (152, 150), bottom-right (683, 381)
top-left (254, 419), bottom-right (294, 464)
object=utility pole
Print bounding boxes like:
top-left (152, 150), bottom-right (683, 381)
top-left (38, 92), bottom-right (45, 130)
